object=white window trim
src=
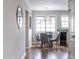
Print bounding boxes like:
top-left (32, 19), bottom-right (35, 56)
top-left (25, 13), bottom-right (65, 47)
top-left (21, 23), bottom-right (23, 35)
top-left (61, 15), bottom-right (69, 29)
top-left (35, 16), bottom-right (57, 32)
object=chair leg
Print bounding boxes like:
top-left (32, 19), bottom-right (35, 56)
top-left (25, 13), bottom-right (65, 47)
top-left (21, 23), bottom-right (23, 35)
top-left (51, 42), bottom-right (53, 47)
top-left (49, 43), bottom-right (51, 48)
top-left (56, 42), bottom-right (58, 48)
top-left (44, 43), bottom-right (45, 47)
top-left (41, 43), bottom-right (46, 47)
top-left (36, 43), bottom-right (38, 47)
top-left (41, 42), bottom-right (44, 48)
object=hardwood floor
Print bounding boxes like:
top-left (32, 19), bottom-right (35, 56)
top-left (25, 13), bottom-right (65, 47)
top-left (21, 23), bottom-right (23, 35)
top-left (24, 46), bottom-right (70, 59)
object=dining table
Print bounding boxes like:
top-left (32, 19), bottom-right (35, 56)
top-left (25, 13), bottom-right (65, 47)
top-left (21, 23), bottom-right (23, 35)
top-left (36, 32), bottom-right (59, 47)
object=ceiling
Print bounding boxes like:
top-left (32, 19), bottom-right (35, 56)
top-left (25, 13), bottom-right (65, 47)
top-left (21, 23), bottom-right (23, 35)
top-left (25, 0), bottom-right (68, 10)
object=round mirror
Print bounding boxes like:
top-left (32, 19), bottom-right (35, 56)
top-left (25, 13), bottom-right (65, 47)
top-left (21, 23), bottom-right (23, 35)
top-left (16, 6), bottom-right (23, 30)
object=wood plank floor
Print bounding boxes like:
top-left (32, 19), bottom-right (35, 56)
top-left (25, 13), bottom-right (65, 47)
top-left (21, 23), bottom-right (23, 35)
top-left (24, 46), bottom-right (70, 59)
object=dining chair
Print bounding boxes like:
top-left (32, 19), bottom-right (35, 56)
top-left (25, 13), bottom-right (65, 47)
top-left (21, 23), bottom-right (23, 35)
top-left (47, 32), bottom-right (53, 47)
top-left (40, 33), bottom-right (51, 48)
top-left (35, 33), bottom-right (41, 46)
top-left (53, 32), bottom-right (60, 47)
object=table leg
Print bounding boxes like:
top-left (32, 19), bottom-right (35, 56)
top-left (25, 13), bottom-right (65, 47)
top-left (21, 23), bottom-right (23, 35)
top-left (50, 41), bottom-right (53, 47)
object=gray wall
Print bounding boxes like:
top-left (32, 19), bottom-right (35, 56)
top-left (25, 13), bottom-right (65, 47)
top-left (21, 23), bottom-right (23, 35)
top-left (68, 0), bottom-right (75, 58)
top-left (32, 11), bottom-right (69, 43)
top-left (3, 0), bottom-right (31, 59)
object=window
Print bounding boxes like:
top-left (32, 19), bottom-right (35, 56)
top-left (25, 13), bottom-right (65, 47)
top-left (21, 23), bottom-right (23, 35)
top-left (46, 16), bottom-right (56, 32)
top-left (36, 16), bottom-right (45, 32)
top-left (36, 16), bottom-right (56, 32)
top-left (61, 15), bottom-right (69, 28)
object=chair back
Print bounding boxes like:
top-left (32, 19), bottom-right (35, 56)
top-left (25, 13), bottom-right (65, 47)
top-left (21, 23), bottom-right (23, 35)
top-left (40, 33), bottom-right (49, 43)
top-left (47, 32), bottom-right (52, 39)
top-left (55, 32), bottom-right (60, 42)
top-left (35, 33), bottom-right (40, 41)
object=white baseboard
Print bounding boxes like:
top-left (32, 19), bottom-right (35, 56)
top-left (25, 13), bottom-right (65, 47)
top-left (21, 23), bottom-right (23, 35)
top-left (21, 52), bottom-right (26, 59)
top-left (20, 46), bottom-right (32, 59)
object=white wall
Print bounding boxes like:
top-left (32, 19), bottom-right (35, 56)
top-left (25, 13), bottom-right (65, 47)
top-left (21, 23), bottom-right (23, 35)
top-left (32, 10), bottom-right (69, 43)
top-left (3, 0), bottom-right (31, 59)
top-left (25, 11), bottom-right (32, 49)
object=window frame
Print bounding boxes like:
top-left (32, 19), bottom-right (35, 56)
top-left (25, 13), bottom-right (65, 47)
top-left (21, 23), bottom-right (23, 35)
top-left (35, 16), bottom-right (57, 32)
top-left (35, 16), bottom-right (45, 32)
top-left (61, 15), bottom-right (69, 29)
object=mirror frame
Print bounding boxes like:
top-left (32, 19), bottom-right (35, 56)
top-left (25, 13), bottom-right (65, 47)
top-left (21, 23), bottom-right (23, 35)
top-left (16, 5), bottom-right (23, 30)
